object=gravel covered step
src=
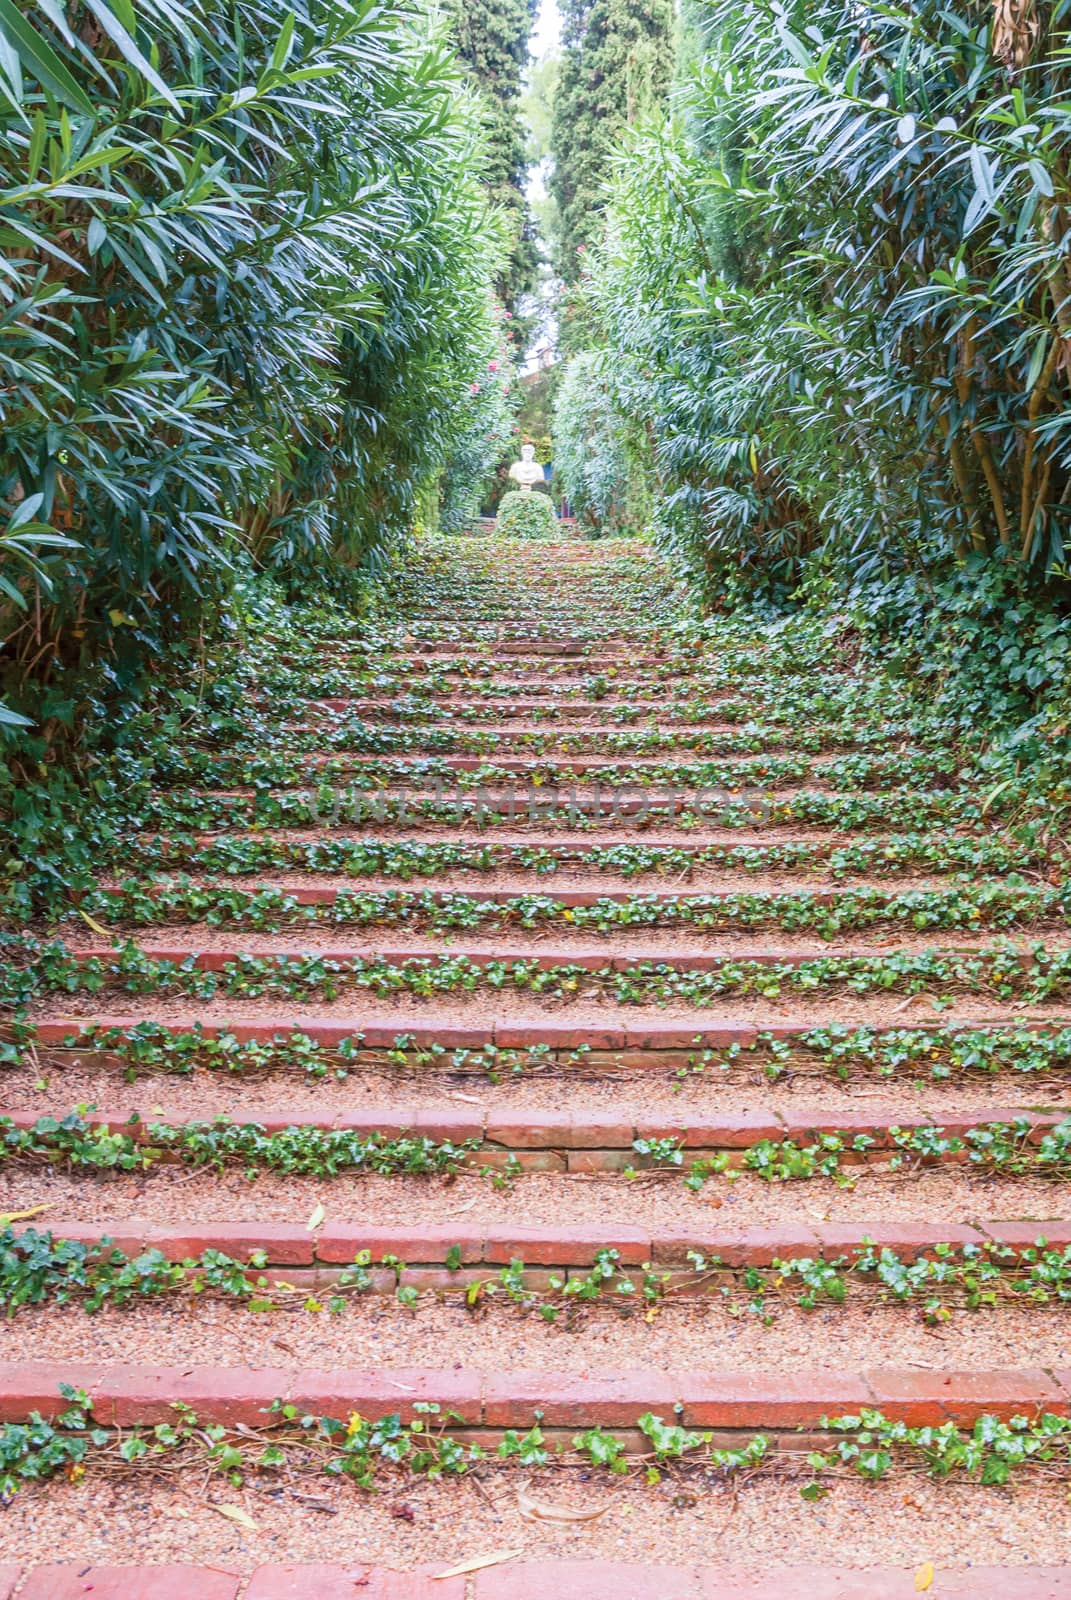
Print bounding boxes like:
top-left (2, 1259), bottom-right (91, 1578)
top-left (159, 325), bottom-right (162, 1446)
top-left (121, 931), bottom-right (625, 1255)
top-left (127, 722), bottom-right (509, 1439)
top-left (52, 937), bottom-right (1071, 976)
top-left (308, 696), bottom-right (764, 719)
top-left (2, 1360), bottom-right (1068, 1431)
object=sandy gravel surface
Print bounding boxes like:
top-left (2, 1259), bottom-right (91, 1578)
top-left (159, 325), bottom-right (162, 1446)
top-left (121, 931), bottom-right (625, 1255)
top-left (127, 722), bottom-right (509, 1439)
top-left (13, 1064), bottom-right (1071, 1124)
top-left (7, 1287), bottom-right (1071, 1376)
top-left (96, 869), bottom-right (975, 896)
top-left (136, 825), bottom-right (892, 847)
top-left (27, 989), bottom-right (1071, 1033)
top-left (1, 1469), bottom-right (1069, 1573)
top-left (3, 1165), bottom-right (1068, 1230)
top-left (50, 925), bottom-right (1067, 955)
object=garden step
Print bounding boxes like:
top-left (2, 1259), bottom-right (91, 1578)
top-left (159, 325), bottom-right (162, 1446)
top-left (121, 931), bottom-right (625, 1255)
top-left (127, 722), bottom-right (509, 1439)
top-left (1, 1360), bottom-right (1065, 1432)
top-left (33, 1008), bottom-right (1071, 1056)
top-left (158, 785), bottom-right (972, 824)
top-left (307, 696), bottom-right (787, 719)
top-left (8, 1102), bottom-right (1067, 1170)
top-left (134, 826), bottom-right (1020, 876)
top-left (52, 935), bottom-right (1067, 973)
top-left (34, 1218), bottom-right (1071, 1268)
top-left (107, 878), bottom-right (995, 909)
top-left (265, 752), bottom-right (956, 782)
top-left (293, 650), bottom-right (675, 668)
top-left (295, 751), bottom-right (819, 771)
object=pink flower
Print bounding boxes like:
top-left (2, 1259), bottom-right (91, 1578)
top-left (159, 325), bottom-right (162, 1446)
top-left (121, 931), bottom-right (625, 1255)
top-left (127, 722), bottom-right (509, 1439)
top-left (488, 360), bottom-right (499, 371)
top-left (471, 382), bottom-right (480, 393)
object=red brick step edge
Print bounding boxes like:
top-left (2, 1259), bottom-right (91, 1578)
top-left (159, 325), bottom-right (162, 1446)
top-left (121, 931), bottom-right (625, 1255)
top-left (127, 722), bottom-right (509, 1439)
top-left (36, 1217), bottom-right (1071, 1270)
top-left (7, 1102), bottom-right (1064, 1173)
top-left (8, 1562), bottom-right (1071, 1598)
top-left (2, 1361), bottom-right (1069, 1430)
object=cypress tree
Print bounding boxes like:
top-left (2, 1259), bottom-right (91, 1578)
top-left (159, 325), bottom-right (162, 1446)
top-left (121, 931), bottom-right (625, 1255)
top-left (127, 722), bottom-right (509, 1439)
top-left (448, 0), bottom-right (541, 314)
top-left (550, 0), bottom-right (675, 283)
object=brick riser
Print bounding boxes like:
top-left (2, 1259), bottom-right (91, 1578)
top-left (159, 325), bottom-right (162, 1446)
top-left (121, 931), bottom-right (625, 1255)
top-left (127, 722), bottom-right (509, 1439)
top-left (37, 1218), bottom-right (1071, 1269)
top-left (8, 1563), bottom-right (1071, 1599)
top-left (47, 946), bottom-right (1039, 984)
top-left (2, 1360), bottom-right (1067, 1431)
top-left (6, 1104), bottom-right (1062, 1167)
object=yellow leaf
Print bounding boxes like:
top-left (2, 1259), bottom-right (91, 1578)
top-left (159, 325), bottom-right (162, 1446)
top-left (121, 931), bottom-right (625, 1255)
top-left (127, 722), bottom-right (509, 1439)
top-left (77, 907), bottom-right (113, 939)
top-left (306, 1202), bottom-right (326, 1231)
top-left (214, 1504), bottom-right (257, 1532)
top-left (0, 1202), bottom-right (53, 1227)
top-left (915, 1563), bottom-right (935, 1591)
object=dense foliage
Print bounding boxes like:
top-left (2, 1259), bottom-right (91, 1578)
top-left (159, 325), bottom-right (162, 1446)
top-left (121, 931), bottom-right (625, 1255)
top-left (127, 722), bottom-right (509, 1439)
top-left (438, 324), bottom-right (519, 532)
top-left (549, 0), bottom-right (675, 282)
top-left (447, 0), bottom-right (540, 315)
top-left (0, 0), bottom-right (503, 733)
top-left (578, 0), bottom-right (1071, 611)
top-left (553, 351), bottom-right (647, 532)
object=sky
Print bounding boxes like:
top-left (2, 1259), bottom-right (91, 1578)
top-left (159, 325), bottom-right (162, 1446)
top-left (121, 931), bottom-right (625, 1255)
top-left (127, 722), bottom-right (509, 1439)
top-left (531, 0), bottom-right (561, 58)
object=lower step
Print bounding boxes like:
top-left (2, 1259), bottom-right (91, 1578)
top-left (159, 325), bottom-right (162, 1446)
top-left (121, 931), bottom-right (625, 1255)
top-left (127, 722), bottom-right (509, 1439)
top-left (2, 1361), bottom-right (1067, 1430)
top-left (9, 1563), bottom-right (1071, 1599)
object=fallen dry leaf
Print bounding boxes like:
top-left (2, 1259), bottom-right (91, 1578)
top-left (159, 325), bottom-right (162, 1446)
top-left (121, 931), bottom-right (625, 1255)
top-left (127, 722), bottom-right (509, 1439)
top-left (0, 1203), bottom-right (54, 1226)
top-left (433, 1549), bottom-right (523, 1580)
top-left (915, 1562), bottom-right (935, 1592)
top-left (78, 907), bottom-right (114, 939)
top-left (306, 1201), bottom-right (326, 1231)
top-left (214, 1504), bottom-right (257, 1532)
top-left (517, 1483), bottom-right (607, 1524)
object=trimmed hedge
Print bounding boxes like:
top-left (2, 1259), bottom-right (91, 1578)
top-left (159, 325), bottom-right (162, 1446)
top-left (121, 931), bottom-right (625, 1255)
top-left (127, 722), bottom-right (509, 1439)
top-left (496, 490), bottom-right (558, 540)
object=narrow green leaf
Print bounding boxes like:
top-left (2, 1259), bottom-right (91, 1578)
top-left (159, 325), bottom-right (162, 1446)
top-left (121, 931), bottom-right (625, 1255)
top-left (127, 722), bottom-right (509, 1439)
top-left (81, 0), bottom-right (182, 113)
top-left (270, 12), bottom-right (295, 73)
top-left (0, 0), bottom-right (94, 113)
top-left (27, 108), bottom-right (45, 180)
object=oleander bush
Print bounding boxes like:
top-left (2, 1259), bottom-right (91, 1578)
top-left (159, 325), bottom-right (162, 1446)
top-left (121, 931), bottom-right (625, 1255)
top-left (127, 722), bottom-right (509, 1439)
top-left (0, 0), bottom-right (503, 732)
top-left (576, 0), bottom-right (1071, 614)
top-left (553, 352), bottom-right (648, 535)
top-left (495, 489), bottom-right (558, 540)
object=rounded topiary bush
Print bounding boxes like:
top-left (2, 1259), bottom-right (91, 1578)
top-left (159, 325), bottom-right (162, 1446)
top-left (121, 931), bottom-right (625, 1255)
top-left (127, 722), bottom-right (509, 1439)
top-left (495, 489), bottom-right (558, 540)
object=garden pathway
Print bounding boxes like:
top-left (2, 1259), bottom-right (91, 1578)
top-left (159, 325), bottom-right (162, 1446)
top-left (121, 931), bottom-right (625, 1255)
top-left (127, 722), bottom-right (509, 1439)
top-left (7, 533), bottom-right (1071, 1594)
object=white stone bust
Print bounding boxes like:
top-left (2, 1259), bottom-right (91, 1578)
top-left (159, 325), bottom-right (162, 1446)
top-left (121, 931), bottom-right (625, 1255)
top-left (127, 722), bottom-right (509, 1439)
top-left (508, 443), bottom-right (544, 493)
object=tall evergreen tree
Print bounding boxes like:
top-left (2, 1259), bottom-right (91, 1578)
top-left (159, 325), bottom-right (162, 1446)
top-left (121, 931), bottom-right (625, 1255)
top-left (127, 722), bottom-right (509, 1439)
top-left (550, 0), bottom-right (675, 283)
top-left (448, 0), bottom-right (540, 314)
